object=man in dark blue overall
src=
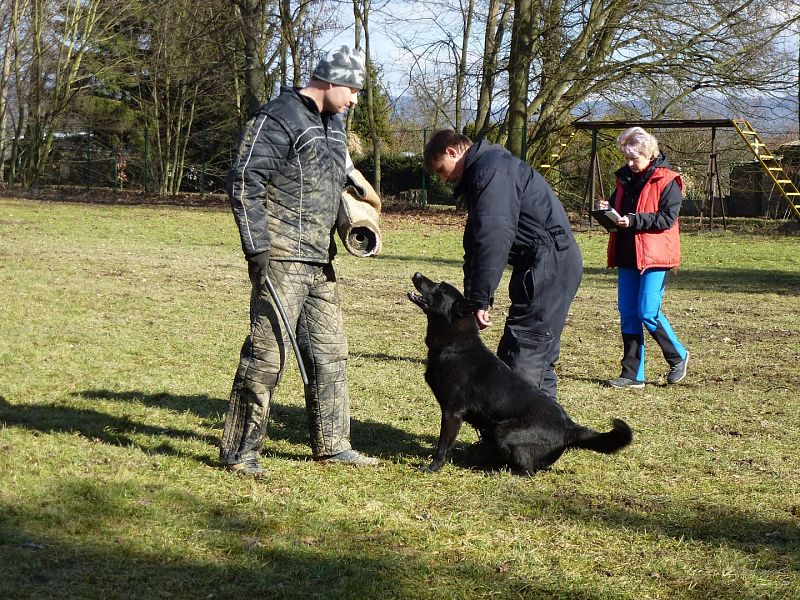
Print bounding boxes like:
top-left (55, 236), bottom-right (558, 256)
top-left (424, 130), bottom-right (583, 400)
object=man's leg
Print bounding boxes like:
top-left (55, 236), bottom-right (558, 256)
top-left (295, 263), bottom-right (377, 466)
top-left (296, 263), bottom-right (352, 456)
top-left (497, 245), bottom-right (575, 399)
top-left (539, 244), bottom-right (583, 396)
top-left (497, 261), bottom-right (552, 393)
top-left (220, 260), bottom-right (308, 471)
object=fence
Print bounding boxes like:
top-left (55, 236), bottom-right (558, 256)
top-left (27, 125), bottom-right (233, 196)
top-left (9, 123), bottom-right (800, 218)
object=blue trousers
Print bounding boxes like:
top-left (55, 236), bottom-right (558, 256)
top-left (617, 268), bottom-right (686, 382)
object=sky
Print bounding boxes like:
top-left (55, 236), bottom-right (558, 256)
top-left (317, 1), bottom-right (468, 97)
top-left (317, 2), bottom-right (799, 132)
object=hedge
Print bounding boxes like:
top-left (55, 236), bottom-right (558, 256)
top-left (353, 153), bottom-right (456, 205)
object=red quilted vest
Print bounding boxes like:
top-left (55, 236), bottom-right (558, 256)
top-left (607, 167), bottom-right (682, 271)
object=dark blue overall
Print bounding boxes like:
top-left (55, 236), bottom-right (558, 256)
top-left (456, 141), bottom-right (583, 400)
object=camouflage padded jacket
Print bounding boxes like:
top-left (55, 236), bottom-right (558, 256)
top-left (227, 86), bottom-right (348, 262)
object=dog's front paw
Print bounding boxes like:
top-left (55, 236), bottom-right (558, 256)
top-left (423, 461), bottom-right (444, 473)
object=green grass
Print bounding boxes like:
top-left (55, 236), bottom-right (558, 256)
top-left (1, 198), bottom-right (798, 599)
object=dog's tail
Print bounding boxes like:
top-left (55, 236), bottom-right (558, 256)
top-left (568, 418), bottom-right (632, 454)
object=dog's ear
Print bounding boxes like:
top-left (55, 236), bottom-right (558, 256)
top-left (453, 298), bottom-right (482, 318)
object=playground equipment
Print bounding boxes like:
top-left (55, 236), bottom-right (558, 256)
top-left (731, 119), bottom-right (800, 220)
top-left (547, 119), bottom-right (800, 227)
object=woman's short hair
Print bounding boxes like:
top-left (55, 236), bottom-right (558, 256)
top-left (423, 130), bottom-right (472, 169)
top-left (617, 127), bottom-right (659, 159)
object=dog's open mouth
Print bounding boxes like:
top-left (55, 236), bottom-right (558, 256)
top-left (407, 290), bottom-right (429, 311)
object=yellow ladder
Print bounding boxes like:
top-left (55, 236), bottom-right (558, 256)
top-left (731, 119), bottom-right (800, 219)
top-left (539, 131), bottom-right (576, 175)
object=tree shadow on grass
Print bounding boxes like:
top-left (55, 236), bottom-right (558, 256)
top-left (583, 266), bottom-right (800, 295)
top-left (0, 489), bottom-right (619, 600)
top-left (73, 389), bottom-right (226, 421)
top-left (0, 395), bottom-right (219, 466)
top-left (524, 487), bottom-right (800, 560)
top-left (0, 476), bottom-right (795, 599)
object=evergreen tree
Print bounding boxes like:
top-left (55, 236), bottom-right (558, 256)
top-left (348, 60), bottom-right (394, 156)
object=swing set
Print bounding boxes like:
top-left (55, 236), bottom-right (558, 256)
top-left (548, 119), bottom-right (800, 229)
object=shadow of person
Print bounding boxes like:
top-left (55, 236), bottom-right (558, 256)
top-left (265, 402), bottom-right (437, 462)
top-left (29, 391), bottom-right (439, 466)
top-left (4, 391), bottom-right (444, 469)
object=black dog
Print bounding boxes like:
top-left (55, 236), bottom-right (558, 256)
top-left (408, 272), bottom-right (632, 473)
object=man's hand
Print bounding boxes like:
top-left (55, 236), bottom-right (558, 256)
top-left (475, 308), bottom-right (492, 330)
top-left (247, 250), bottom-right (270, 285)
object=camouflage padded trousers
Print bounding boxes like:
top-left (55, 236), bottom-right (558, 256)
top-left (220, 260), bottom-right (352, 465)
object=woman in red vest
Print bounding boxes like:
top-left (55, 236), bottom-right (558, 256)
top-left (597, 127), bottom-right (689, 388)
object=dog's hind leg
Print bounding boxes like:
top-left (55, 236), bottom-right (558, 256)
top-left (428, 411), bottom-right (464, 472)
top-left (508, 443), bottom-right (565, 474)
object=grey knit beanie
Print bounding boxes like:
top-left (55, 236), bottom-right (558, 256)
top-left (312, 46), bottom-right (367, 90)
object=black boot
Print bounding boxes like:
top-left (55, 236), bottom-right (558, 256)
top-left (619, 333), bottom-right (644, 382)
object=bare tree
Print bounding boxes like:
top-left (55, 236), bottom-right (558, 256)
top-left (231, 0), bottom-right (280, 118)
top-left (354, 0), bottom-right (382, 190)
top-left (474, 0), bottom-right (511, 139)
top-left (392, 0), bottom-right (799, 165)
top-left (522, 0), bottom-right (800, 162)
top-left (143, 0), bottom-right (243, 195)
top-left (389, 0), bottom-right (479, 131)
top-left (11, 0), bottom-right (129, 186)
top-left (0, 0), bottom-right (23, 184)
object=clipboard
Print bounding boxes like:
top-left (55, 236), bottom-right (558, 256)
top-left (590, 208), bottom-right (623, 232)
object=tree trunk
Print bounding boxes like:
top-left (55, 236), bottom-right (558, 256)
top-left (475, 0), bottom-right (511, 140)
top-left (19, 0), bottom-right (43, 186)
top-left (7, 8), bottom-right (24, 186)
top-left (234, 0), bottom-right (267, 117)
top-left (291, 2), bottom-right (307, 87)
top-left (279, 0), bottom-right (289, 85)
top-left (454, 0), bottom-right (475, 133)
top-left (506, 0), bottom-right (534, 158)
top-left (346, 2), bottom-right (362, 135)
top-left (0, 0), bottom-right (19, 184)
top-left (359, 0), bottom-right (380, 192)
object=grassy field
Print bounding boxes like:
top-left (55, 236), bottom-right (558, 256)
top-left (1, 197), bottom-right (798, 599)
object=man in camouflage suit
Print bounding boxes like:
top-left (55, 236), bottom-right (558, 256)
top-left (221, 46), bottom-right (378, 478)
